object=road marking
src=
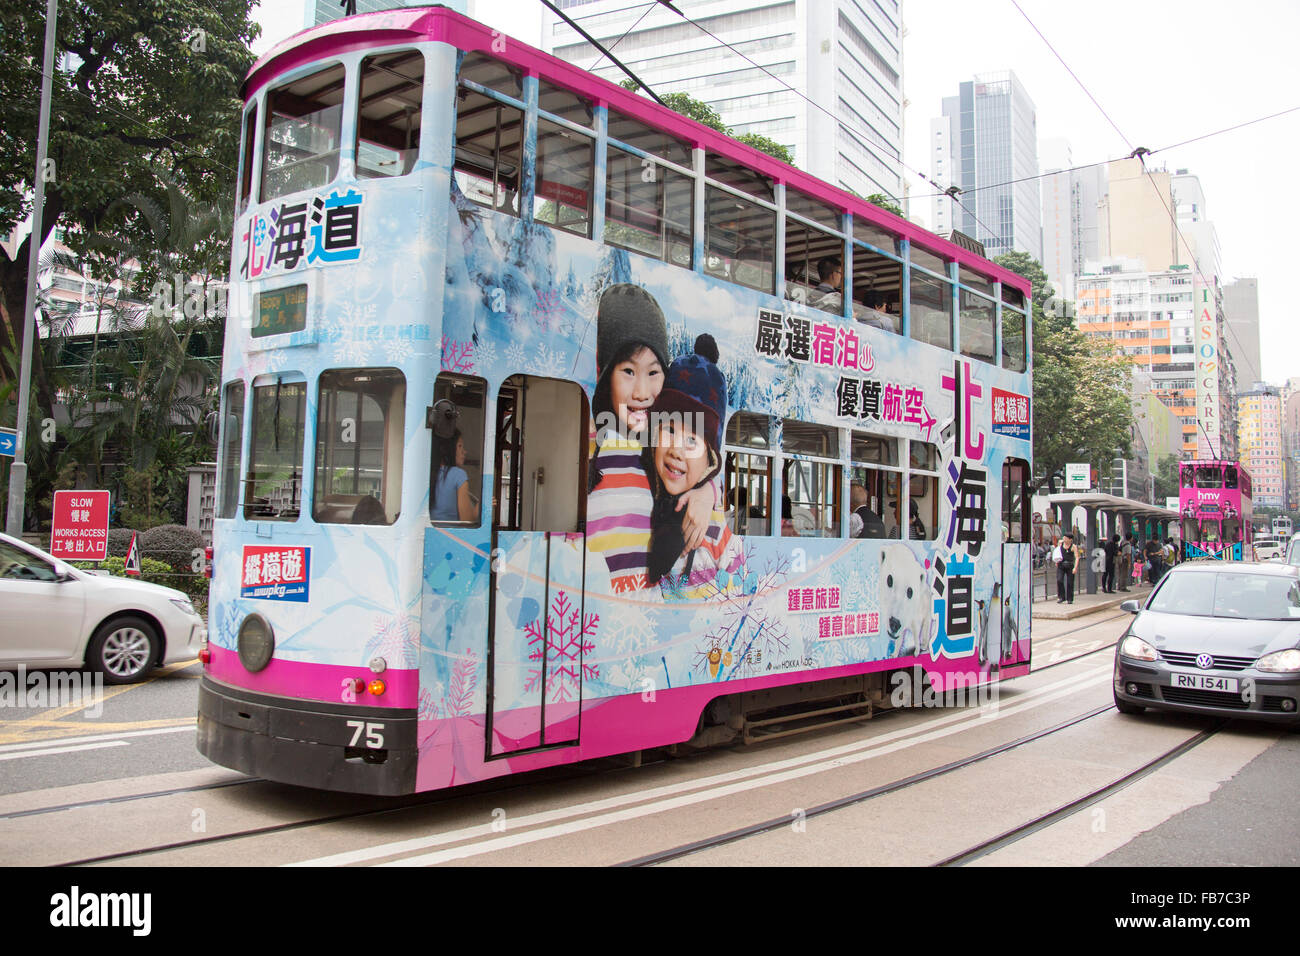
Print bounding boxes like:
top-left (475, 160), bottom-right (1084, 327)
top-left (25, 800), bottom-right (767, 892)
top-left (0, 740), bottom-right (129, 761)
top-left (290, 663), bottom-right (1114, 867)
top-left (0, 722), bottom-right (195, 754)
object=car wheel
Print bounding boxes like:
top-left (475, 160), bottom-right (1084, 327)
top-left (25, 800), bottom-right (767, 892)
top-left (88, 616), bottom-right (158, 684)
top-left (1113, 691), bottom-right (1145, 715)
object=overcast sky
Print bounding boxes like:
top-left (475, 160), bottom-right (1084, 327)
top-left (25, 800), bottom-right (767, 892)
top-left (253, 0), bottom-right (1300, 382)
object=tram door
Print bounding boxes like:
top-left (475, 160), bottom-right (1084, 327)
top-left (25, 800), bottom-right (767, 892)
top-left (487, 376), bottom-right (589, 756)
top-left (999, 459), bottom-right (1031, 668)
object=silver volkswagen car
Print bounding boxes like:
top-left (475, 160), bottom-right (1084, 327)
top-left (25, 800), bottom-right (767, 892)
top-left (1114, 562), bottom-right (1300, 724)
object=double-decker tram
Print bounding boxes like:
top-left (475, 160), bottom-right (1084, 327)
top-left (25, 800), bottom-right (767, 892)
top-left (198, 7), bottom-right (1035, 793)
top-left (1178, 460), bottom-right (1252, 560)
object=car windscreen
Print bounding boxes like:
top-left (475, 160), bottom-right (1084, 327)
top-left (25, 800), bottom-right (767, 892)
top-left (1148, 570), bottom-right (1300, 619)
top-left (1288, 540), bottom-right (1300, 565)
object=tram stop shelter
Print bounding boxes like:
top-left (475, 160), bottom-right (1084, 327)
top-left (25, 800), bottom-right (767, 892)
top-left (1046, 493), bottom-right (1179, 596)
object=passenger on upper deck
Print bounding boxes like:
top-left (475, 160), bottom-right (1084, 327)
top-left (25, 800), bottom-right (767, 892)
top-left (856, 288), bottom-right (899, 333)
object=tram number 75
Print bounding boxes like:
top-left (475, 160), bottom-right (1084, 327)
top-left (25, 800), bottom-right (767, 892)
top-left (346, 720), bottom-right (386, 749)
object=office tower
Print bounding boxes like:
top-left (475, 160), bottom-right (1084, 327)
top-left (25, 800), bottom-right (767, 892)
top-left (930, 71), bottom-right (1041, 260)
top-left (539, 0), bottom-right (905, 202)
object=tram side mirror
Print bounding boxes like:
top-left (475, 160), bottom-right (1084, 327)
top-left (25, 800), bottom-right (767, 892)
top-left (426, 399), bottom-right (460, 438)
top-left (1120, 600), bottom-right (1140, 614)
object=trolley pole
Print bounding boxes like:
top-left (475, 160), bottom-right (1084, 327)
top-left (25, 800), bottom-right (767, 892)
top-left (6, 0), bottom-right (59, 536)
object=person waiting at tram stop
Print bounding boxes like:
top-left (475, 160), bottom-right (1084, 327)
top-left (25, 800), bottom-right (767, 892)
top-left (1053, 532), bottom-right (1078, 604)
top-left (1102, 533), bottom-right (1119, 593)
top-left (432, 427), bottom-right (478, 523)
top-left (1144, 535), bottom-right (1165, 583)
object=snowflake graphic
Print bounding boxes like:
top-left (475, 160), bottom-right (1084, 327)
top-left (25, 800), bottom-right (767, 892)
top-left (529, 343), bottom-right (567, 379)
top-left (446, 649), bottom-right (479, 716)
top-left (340, 301), bottom-right (378, 327)
top-left (473, 337), bottom-right (497, 373)
top-left (384, 336), bottom-right (414, 365)
top-left (418, 685), bottom-right (443, 722)
top-left (534, 289), bottom-right (564, 330)
top-left (365, 614), bottom-right (418, 669)
top-left (505, 341), bottom-right (527, 371)
top-left (334, 334), bottom-right (372, 365)
top-left (692, 549), bottom-right (791, 681)
top-left (524, 590), bottom-right (599, 703)
top-left (441, 336), bottom-right (474, 373)
top-left (214, 602), bottom-right (241, 650)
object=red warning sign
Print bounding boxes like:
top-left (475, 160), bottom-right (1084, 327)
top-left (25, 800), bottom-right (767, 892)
top-left (50, 490), bottom-right (110, 561)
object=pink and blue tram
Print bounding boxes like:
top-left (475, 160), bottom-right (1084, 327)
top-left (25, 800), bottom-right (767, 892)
top-left (198, 6), bottom-right (1036, 793)
top-left (1178, 459), bottom-right (1252, 561)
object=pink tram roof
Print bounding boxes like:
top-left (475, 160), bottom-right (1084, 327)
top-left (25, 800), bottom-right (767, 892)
top-left (244, 5), bottom-right (1033, 299)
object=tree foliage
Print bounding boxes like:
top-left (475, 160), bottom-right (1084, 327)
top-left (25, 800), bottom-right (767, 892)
top-left (864, 193), bottom-right (903, 217)
top-left (620, 80), bottom-right (794, 163)
top-left (1151, 453), bottom-right (1182, 503)
top-left (994, 252), bottom-right (1135, 494)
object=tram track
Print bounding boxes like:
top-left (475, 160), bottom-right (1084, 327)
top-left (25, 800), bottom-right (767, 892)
top-left (31, 617), bottom-right (1135, 865)
top-left (933, 721), bottom-right (1226, 866)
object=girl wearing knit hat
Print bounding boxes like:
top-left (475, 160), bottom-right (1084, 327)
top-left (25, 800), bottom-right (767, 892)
top-left (587, 284), bottom-right (714, 593)
top-left (642, 353), bottom-right (743, 601)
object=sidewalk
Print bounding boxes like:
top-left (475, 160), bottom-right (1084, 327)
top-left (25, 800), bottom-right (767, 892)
top-left (1031, 568), bottom-right (1152, 620)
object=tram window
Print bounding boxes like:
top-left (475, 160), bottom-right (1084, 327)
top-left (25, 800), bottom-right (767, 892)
top-left (1182, 515), bottom-right (1199, 542)
top-left (851, 432), bottom-right (900, 539)
top-left (782, 421), bottom-right (841, 538)
top-left (725, 412), bottom-right (773, 536)
top-left (705, 187), bottom-right (775, 295)
top-left (786, 189), bottom-right (841, 231)
top-left (959, 289), bottom-right (995, 363)
top-left (246, 380), bottom-right (307, 520)
top-left (494, 376), bottom-right (586, 533)
top-left (1002, 306), bottom-right (1027, 373)
top-left (1001, 284), bottom-right (1025, 309)
top-left (313, 369), bottom-right (405, 525)
top-left (605, 145), bottom-right (693, 268)
top-left (851, 243), bottom-right (903, 334)
top-left (356, 50), bottom-right (423, 180)
top-left (910, 246), bottom-right (949, 278)
top-left (705, 153), bottom-right (774, 202)
top-left (261, 64), bottom-right (345, 203)
top-left (454, 88), bottom-right (523, 216)
top-left (607, 111), bottom-right (691, 168)
top-left (534, 119), bottom-right (593, 237)
top-left (238, 105), bottom-right (257, 214)
top-left (1003, 458), bottom-right (1030, 543)
top-left (784, 218), bottom-right (844, 314)
top-left (1180, 466), bottom-right (1195, 489)
top-left (1225, 466), bottom-right (1238, 489)
top-left (852, 217), bottom-right (900, 255)
top-left (910, 270), bottom-right (953, 351)
top-left (908, 440), bottom-right (940, 541)
top-left (959, 266), bottom-right (994, 296)
top-left (538, 80), bottom-right (593, 127)
top-left (431, 374), bottom-right (486, 525)
top-left (1197, 466), bottom-right (1223, 489)
top-left (219, 381), bottom-right (246, 520)
top-left (458, 52), bottom-right (521, 100)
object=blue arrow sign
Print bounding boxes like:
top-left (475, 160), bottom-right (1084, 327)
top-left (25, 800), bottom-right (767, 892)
top-left (0, 428), bottom-right (15, 458)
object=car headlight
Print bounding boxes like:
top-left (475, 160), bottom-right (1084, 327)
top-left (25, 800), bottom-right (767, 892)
top-left (170, 598), bottom-right (196, 616)
top-left (1119, 635), bottom-right (1158, 661)
top-left (1256, 648), bottom-right (1300, 673)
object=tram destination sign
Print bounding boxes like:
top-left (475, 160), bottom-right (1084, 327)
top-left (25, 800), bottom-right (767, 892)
top-left (253, 284), bottom-right (308, 338)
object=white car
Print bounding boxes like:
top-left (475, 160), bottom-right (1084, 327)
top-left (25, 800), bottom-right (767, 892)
top-left (0, 531), bottom-right (205, 683)
top-left (1255, 542), bottom-right (1283, 563)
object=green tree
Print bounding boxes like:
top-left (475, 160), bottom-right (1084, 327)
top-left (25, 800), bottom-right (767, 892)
top-left (864, 193), bottom-right (903, 217)
top-left (620, 80), bottom-right (793, 163)
top-left (995, 252), bottom-right (1135, 494)
top-left (1151, 453), bottom-right (1182, 503)
top-left (0, 0), bottom-right (256, 400)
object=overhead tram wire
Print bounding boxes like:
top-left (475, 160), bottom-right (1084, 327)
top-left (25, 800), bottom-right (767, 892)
top-left (538, 0), bottom-right (667, 106)
top-left (587, 0), bottom-right (660, 73)
top-left (634, 0), bottom-right (1005, 242)
top-left (1009, 0), bottom-right (1258, 406)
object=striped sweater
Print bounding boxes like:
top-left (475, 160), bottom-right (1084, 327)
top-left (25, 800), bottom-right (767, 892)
top-left (587, 431), bottom-right (654, 594)
top-left (658, 510), bottom-right (746, 602)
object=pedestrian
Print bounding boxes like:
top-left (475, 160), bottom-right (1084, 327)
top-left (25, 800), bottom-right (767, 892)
top-left (1055, 532), bottom-right (1078, 604)
top-left (1119, 533), bottom-right (1133, 591)
top-left (1103, 533), bottom-right (1119, 593)
top-left (1145, 536), bottom-right (1164, 584)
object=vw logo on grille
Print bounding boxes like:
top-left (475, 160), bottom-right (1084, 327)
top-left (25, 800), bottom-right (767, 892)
top-left (1196, 653), bottom-right (1215, 670)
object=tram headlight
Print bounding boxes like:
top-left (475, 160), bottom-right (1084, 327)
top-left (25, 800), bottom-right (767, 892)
top-left (1119, 635), bottom-right (1158, 662)
top-left (237, 614), bottom-right (275, 672)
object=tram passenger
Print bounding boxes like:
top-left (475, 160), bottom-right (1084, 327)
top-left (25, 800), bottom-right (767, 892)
top-left (432, 428), bottom-right (477, 523)
top-left (586, 284), bottom-right (713, 592)
top-left (643, 354), bottom-right (743, 600)
top-left (850, 482), bottom-right (887, 538)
